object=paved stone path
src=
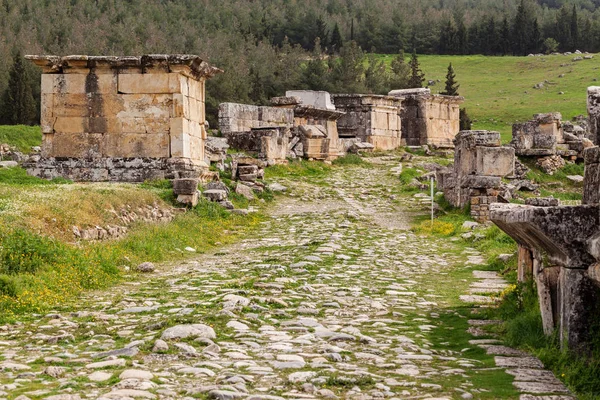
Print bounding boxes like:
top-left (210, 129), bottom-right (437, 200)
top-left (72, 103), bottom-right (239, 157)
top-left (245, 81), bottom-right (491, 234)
top-left (0, 158), bottom-right (572, 399)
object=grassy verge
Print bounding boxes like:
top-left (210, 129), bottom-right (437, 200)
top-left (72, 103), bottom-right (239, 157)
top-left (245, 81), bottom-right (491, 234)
top-left (0, 165), bottom-right (269, 322)
top-left (0, 125), bottom-right (42, 153)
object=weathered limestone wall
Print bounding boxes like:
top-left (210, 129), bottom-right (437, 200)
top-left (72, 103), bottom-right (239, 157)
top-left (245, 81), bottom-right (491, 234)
top-left (291, 104), bottom-right (344, 160)
top-left (226, 127), bottom-right (291, 164)
top-left (439, 130), bottom-right (515, 222)
top-left (25, 54), bottom-right (221, 181)
top-left (588, 87), bottom-right (600, 145)
top-left (511, 111), bottom-right (593, 160)
top-left (332, 94), bottom-right (402, 151)
top-left (389, 88), bottom-right (463, 148)
top-left (218, 103), bottom-right (294, 135)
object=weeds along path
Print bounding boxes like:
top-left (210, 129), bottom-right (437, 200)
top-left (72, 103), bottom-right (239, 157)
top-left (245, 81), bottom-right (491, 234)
top-left (1, 157), bottom-right (543, 399)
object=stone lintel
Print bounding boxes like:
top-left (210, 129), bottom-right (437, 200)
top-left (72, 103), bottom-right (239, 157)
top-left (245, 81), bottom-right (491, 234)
top-left (533, 112), bottom-right (562, 124)
top-left (293, 105), bottom-right (345, 121)
top-left (454, 130), bottom-right (501, 148)
top-left (333, 93), bottom-right (404, 105)
top-left (490, 203), bottom-right (599, 268)
top-left (26, 54), bottom-right (223, 80)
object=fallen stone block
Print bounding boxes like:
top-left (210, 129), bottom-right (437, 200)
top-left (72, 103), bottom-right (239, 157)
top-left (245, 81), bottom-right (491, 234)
top-left (203, 189), bottom-right (227, 202)
top-left (235, 183), bottom-right (255, 201)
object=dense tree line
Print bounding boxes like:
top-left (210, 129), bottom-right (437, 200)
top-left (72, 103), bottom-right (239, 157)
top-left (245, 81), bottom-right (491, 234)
top-left (1, 0), bottom-right (600, 124)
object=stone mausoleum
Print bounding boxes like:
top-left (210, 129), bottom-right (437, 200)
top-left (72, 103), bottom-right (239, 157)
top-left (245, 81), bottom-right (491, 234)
top-left (388, 88), bottom-right (464, 148)
top-left (24, 54), bottom-right (222, 181)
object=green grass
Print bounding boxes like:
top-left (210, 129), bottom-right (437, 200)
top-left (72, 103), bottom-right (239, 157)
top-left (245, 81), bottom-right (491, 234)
top-left (376, 53), bottom-right (599, 142)
top-left (0, 188), bottom-right (263, 321)
top-left (331, 154), bottom-right (370, 166)
top-left (0, 166), bottom-right (71, 185)
top-left (264, 159), bottom-right (331, 179)
top-left (0, 125), bottom-right (42, 153)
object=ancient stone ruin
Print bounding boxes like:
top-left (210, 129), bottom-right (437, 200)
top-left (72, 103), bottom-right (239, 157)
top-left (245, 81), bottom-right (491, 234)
top-left (511, 112), bottom-right (592, 161)
top-left (219, 90), bottom-right (344, 161)
top-left (220, 88), bottom-right (464, 158)
top-left (332, 94), bottom-right (402, 151)
top-left (24, 54), bottom-right (222, 182)
top-left (587, 86), bottom-right (600, 144)
top-left (437, 130), bottom-right (515, 222)
top-left (388, 88), bottom-right (464, 148)
top-left (491, 146), bottom-right (600, 353)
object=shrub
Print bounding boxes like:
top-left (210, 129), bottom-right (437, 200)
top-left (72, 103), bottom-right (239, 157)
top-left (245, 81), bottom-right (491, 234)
top-left (0, 228), bottom-right (61, 275)
top-left (0, 274), bottom-right (18, 297)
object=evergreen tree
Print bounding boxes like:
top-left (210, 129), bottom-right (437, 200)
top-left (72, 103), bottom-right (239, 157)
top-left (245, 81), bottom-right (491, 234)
top-left (486, 17), bottom-right (500, 54)
top-left (330, 41), bottom-right (366, 93)
top-left (500, 16), bottom-right (511, 55)
top-left (301, 38), bottom-right (331, 91)
top-left (364, 54), bottom-right (388, 94)
top-left (513, 0), bottom-right (532, 55)
top-left (556, 6), bottom-right (572, 51)
top-left (439, 20), bottom-right (456, 55)
top-left (571, 5), bottom-right (579, 50)
top-left (441, 63), bottom-right (459, 96)
top-left (408, 49), bottom-right (425, 88)
top-left (389, 50), bottom-right (410, 89)
top-left (530, 19), bottom-right (542, 53)
top-left (455, 19), bottom-right (468, 54)
top-left (330, 23), bottom-right (343, 53)
top-left (315, 16), bottom-right (329, 48)
top-left (460, 108), bottom-right (472, 130)
top-left (0, 52), bottom-right (36, 125)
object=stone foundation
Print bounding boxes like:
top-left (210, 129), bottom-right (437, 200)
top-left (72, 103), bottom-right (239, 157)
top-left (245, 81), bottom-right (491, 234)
top-left (226, 127), bottom-right (291, 164)
top-left (218, 103), bottom-right (293, 135)
top-left (23, 157), bottom-right (206, 182)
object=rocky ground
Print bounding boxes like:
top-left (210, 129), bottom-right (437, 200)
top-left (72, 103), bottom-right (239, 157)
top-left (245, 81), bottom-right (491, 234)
top-left (0, 157), bottom-right (572, 400)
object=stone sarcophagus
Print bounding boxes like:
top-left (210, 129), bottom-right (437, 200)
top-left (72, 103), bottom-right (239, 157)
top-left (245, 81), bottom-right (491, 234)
top-left (388, 88), bottom-right (464, 148)
top-left (25, 54), bottom-right (222, 182)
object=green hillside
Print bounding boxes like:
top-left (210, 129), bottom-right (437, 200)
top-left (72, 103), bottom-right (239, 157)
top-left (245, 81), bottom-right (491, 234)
top-left (379, 53), bottom-right (599, 142)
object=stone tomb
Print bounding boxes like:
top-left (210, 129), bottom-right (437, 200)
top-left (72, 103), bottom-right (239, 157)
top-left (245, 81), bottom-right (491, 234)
top-left (332, 94), bottom-right (402, 151)
top-left (389, 88), bottom-right (464, 148)
top-left (491, 148), bottom-right (600, 353)
top-left (437, 130), bottom-right (515, 222)
top-left (25, 54), bottom-right (222, 182)
top-left (511, 112), bottom-right (591, 159)
top-left (274, 93), bottom-right (344, 160)
top-left (219, 91), bottom-right (344, 161)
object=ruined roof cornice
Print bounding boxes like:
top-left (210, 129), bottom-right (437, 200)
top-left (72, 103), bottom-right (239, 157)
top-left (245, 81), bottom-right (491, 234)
top-left (25, 54), bottom-right (223, 79)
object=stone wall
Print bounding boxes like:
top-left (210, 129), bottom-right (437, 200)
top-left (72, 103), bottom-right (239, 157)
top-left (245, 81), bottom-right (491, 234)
top-left (438, 130), bottom-right (515, 222)
top-left (332, 94), bottom-right (402, 151)
top-left (388, 88), bottom-right (463, 148)
top-left (25, 54), bottom-right (221, 181)
top-left (218, 103), bottom-right (294, 135)
top-left (226, 127), bottom-right (291, 164)
top-left (490, 149), bottom-right (600, 353)
top-left (588, 86), bottom-right (600, 145)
